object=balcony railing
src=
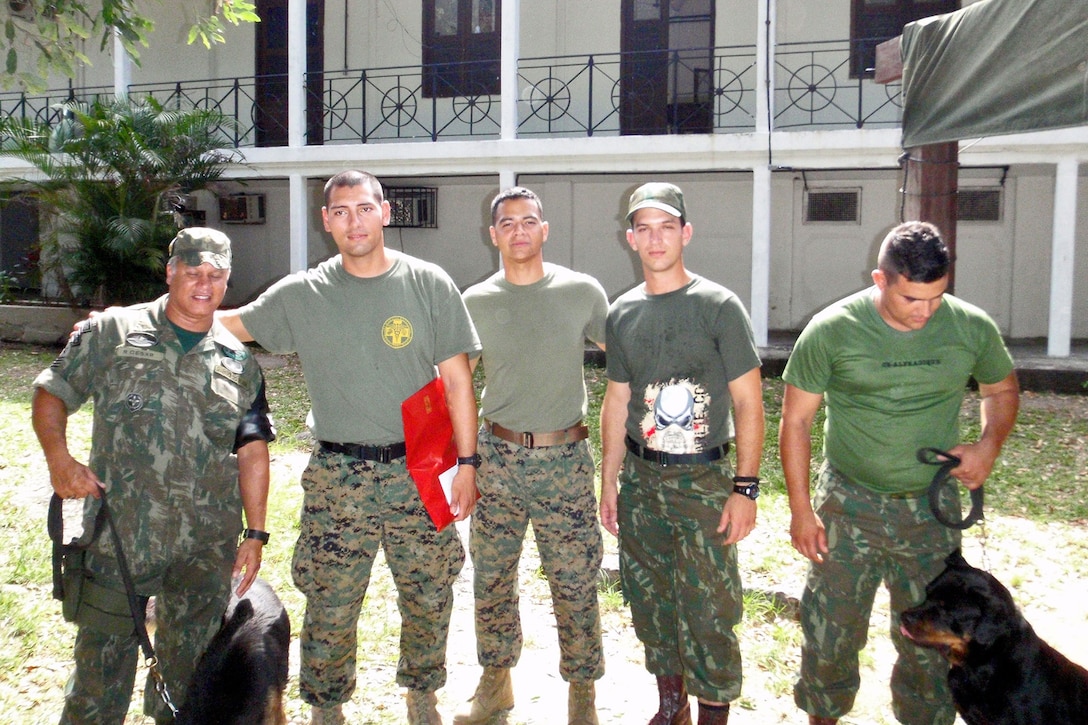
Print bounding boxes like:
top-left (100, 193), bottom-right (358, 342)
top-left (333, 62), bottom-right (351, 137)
top-left (774, 39), bottom-right (903, 129)
top-left (0, 41), bottom-right (902, 147)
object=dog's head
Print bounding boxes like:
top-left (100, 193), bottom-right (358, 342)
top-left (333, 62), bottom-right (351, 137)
top-left (899, 550), bottom-right (1023, 666)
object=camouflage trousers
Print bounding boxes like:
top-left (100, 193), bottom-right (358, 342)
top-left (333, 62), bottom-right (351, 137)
top-left (617, 454), bottom-right (743, 703)
top-left (292, 447), bottom-right (465, 706)
top-left (469, 431), bottom-right (604, 681)
top-left (59, 540), bottom-right (235, 724)
top-left (794, 463), bottom-right (960, 725)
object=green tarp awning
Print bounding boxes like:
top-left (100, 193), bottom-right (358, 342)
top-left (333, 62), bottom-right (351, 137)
top-left (901, 0), bottom-right (1088, 148)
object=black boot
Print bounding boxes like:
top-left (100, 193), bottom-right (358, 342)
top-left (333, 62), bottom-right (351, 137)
top-left (648, 675), bottom-right (691, 725)
top-left (697, 701), bottom-right (729, 725)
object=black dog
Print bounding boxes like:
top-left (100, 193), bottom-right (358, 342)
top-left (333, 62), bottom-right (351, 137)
top-left (900, 550), bottom-right (1088, 725)
top-left (176, 578), bottom-right (291, 725)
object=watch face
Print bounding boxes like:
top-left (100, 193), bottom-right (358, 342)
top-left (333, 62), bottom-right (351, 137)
top-left (735, 483), bottom-right (759, 500)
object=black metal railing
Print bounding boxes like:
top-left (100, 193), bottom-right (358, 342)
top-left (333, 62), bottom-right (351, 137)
top-left (0, 42), bottom-right (902, 147)
top-left (774, 39), bottom-right (902, 129)
top-left (0, 84), bottom-right (115, 126)
top-left (314, 60), bottom-right (501, 143)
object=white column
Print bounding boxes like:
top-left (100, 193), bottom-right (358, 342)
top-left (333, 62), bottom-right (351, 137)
top-left (1047, 159), bottom-right (1078, 357)
top-left (749, 0), bottom-right (774, 347)
top-left (750, 165), bottom-right (771, 347)
top-left (287, 1), bottom-right (308, 276)
top-left (288, 0), bottom-right (306, 147)
top-left (498, 0), bottom-right (520, 193)
top-left (289, 174), bottom-right (308, 273)
top-left (500, 0), bottom-right (520, 140)
top-left (113, 32), bottom-right (132, 95)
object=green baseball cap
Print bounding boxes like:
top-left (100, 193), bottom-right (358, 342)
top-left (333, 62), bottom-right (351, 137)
top-left (626, 182), bottom-right (686, 223)
top-left (168, 227), bottom-right (232, 269)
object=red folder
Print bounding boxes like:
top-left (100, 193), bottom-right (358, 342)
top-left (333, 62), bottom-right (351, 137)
top-left (401, 376), bottom-right (458, 531)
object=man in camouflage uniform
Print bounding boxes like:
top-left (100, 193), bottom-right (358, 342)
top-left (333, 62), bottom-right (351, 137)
top-left (599, 183), bottom-right (765, 725)
top-left (32, 228), bottom-right (275, 724)
top-left (780, 221), bottom-right (1020, 725)
top-left (455, 187), bottom-right (607, 724)
top-left (217, 170), bottom-right (481, 725)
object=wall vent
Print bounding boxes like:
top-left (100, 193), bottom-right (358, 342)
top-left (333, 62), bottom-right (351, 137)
top-left (958, 188), bottom-right (1002, 222)
top-left (804, 188), bottom-right (860, 224)
top-left (386, 187), bottom-right (437, 229)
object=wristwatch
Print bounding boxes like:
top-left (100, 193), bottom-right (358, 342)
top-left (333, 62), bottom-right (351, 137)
top-left (457, 454), bottom-right (482, 468)
top-left (732, 476), bottom-right (760, 500)
top-left (242, 528), bottom-right (270, 544)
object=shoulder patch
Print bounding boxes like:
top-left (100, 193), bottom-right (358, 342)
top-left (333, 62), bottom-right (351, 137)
top-left (218, 343), bottom-right (249, 361)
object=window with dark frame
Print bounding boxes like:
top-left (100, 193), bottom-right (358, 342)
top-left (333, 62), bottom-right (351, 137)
top-left (850, 0), bottom-right (958, 78)
top-left (422, 0), bottom-right (501, 99)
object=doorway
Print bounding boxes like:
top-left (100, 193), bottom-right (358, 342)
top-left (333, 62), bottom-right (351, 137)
top-left (255, 0), bottom-right (325, 146)
top-left (620, 0), bottom-right (715, 135)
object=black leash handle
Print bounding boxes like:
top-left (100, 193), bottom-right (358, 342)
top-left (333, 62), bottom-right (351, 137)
top-left (917, 447), bottom-right (984, 530)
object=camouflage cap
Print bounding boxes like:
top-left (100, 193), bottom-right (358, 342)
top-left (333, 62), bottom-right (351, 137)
top-left (626, 182), bottom-right (686, 223)
top-left (168, 227), bottom-right (232, 269)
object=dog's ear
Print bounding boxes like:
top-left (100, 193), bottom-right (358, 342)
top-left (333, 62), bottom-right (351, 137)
top-left (945, 549), bottom-right (968, 568)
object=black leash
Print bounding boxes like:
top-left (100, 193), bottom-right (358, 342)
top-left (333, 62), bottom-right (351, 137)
top-left (917, 447), bottom-right (984, 530)
top-left (49, 492), bottom-right (179, 718)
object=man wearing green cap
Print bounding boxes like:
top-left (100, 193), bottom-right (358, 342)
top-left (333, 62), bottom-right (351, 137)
top-left (599, 182), bottom-right (764, 725)
top-left (32, 227), bottom-right (275, 724)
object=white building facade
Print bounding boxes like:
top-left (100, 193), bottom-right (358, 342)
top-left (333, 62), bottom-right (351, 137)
top-left (1, 0), bottom-right (1085, 353)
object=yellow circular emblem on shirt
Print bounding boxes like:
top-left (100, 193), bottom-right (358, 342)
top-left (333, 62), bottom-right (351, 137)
top-left (382, 316), bottom-right (413, 349)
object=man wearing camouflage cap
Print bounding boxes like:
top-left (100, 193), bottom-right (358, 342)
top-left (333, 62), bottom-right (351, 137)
top-left (32, 227), bottom-right (275, 724)
top-left (599, 183), bottom-right (765, 725)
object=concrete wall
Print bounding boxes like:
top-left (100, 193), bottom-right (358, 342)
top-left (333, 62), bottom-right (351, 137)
top-left (212, 166), bottom-right (1086, 338)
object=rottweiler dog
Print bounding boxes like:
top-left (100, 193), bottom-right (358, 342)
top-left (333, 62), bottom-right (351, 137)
top-left (899, 550), bottom-right (1088, 725)
top-left (176, 578), bottom-right (291, 725)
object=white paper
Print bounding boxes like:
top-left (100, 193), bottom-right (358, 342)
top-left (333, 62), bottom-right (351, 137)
top-left (439, 464), bottom-right (458, 504)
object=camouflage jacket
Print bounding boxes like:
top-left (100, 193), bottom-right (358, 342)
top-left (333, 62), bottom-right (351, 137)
top-left (34, 295), bottom-right (270, 572)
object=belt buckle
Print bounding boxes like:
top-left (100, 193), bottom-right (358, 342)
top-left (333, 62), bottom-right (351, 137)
top-left (377, 446), bottom-right (392, 464)
top-left (521, 431), bottom-right (535, 448)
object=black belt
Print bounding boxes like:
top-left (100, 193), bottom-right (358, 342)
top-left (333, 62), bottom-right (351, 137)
top-left (625, 435), bottom-right (729, 466)
top-left (320, 440), bottom-right (407, 464)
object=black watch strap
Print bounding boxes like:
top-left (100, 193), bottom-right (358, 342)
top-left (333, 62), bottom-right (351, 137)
top-left (732, 476), bottom-right (760, 500)
top-left (243, 528), bottom-right (270, 544)
top-left (457, 454), bottom-right (482, 468)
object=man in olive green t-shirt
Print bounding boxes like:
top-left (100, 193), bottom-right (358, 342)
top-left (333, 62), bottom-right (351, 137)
top-left (780, 221), bottom-right (1020, 725)
top-left (456, 187), bottom-right (607, 725)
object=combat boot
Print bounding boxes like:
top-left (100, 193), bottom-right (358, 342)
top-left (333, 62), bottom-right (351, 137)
top-left (310, 703), bottom-right (345, 725)
top-left (453, 667), bottom-right (514, 723)
top-left (648, 674), bottom-right (691, 725)
top-left (406, 690), bottom-right (442, 725)
top-left (809, 717), bottom-right (838, 725)
top-left (568, 680), bottom-right (599, 725)
top-left (697, 701), bottom-right (730, 724)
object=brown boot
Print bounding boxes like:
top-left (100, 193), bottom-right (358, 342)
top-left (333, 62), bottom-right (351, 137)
top-left (453, 667), bottom-right (514, 724)
top-left (809, 717), bottom-right (838, 725)
top-left (568, 680), bottom-right (599, 725)
top-left (697, 701), bottom-right (729, 724)
top-left (648, 675), bottom-right (691, 725)
top-left (406, 690), bottom-right (441, 725)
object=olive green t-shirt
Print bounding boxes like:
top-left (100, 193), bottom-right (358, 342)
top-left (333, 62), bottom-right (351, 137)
top-left (463, 263), bottom-right (607, 432)
top-left (606, 275), bottom-right (761, 452)
top-left (783, 287), bottom-right (1014, 493)
top-left (239, 252), bottom-right (481, 444)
